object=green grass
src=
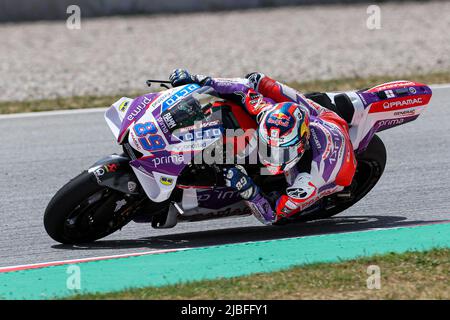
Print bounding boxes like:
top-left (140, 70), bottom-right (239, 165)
top-left (1, 71), bottom-right (450, 115)
top-left (69, 248), bottom-right (450, 300)
top-left (0, 91), bottom-right (147, 114)
top-left (290, 71), bottom-right (450, 92)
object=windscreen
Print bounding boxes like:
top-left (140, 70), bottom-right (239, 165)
top-left (160, 87), bottom-right (220, 132)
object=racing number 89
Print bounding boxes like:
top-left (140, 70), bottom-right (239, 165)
top-left (134, 122), bottom-right (166, 152)
top-left (134, 122), bottom-right (157, 136)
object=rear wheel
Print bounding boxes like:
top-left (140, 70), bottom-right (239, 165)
top-left (44, 171), bottom-right (141, 244)
top-left (282, 134), bottom-right (387, 223)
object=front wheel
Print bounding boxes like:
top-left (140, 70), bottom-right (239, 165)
top-left (44, 171), bottom-right (141, 244)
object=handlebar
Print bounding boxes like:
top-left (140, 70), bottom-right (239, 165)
top-left (146, 79), bottom-right (172, 89)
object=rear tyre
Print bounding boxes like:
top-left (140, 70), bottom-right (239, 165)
top-left (283, 134), bottom-right (387, 223)
top-left (44, 171), bottom-right (138, 244)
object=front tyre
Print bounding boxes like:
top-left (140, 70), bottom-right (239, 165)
top-left (44, 171), bottom-right (139, 244)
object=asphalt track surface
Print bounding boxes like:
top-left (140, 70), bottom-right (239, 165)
top-left (1, 87), bottom-right (449, 267)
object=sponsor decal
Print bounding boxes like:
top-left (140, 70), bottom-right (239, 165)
top-left (318, 186), bottom-right (340, 198)
top-left (178, 120), bottom-right (221, 133)
top-left (311, 128), bottom-right (322, 149)
top-left (161, 84), bottom-right (200, 112)
top-left (323, 136), bottom-right (332, 159)
top-left (267, 112), bottom-right (290, 127)
top-left (162, 112), bottom-right (177, 129)
top-left (394, 109), bottom-right (416, 117)
top-left (127, 96), bottom-right (152, 121)
top-left (156, 116), bottom-right (169, 134)
top-left (287, 177), bottom-right (316, 200)
top-left (159, 176), bottom-right (174, 186)
top-left (151, 153), bottom-right (185, 167)
top-left (215, 78), bottom-right (245, 84)
top-left (326, 129), bottom-right (343, 165)
top-left (287, 188), bottom-right (307, 199)
top-left (248, 92), bottom-right (262, 104)
top-left (92, 163), bottom-right (119, 183)
top-left (382, 98), bottom-right (423, 110)
top-left (95, 163), bottom-right (119, 176)
top-left (279, 204), bottom-right (292, 215)
top-left (338, 139), bottom-right (345, 160)
top-left (176, 127), bottom-right (222, 142)
top-left (328, 143), bottom-right (339, 164)
top-left (296, 196), bottom-right (318, 212)
top-left (119, 100), bottom-right (130, 112)
top-left (148, 91), bottom-right (172, 111)
top-left (168, 140), bottom-right (210, 153)
top-left (315, 123), bottom-right (333, 160)
top-left (409, 87), bottom-right (417, 94)
top-left (377, 118), bottom-right (405, 128)
top-left (129, 131), bottom-right (142, 150)
top-left (370, 94), bottom-right (430, 113)
top-left (197, 189), bottom-right (240, 202)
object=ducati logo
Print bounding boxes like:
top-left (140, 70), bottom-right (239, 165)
top-left (127, 181), bottom-right (137, 192)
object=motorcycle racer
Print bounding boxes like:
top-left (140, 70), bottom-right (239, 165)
top-left (169, 69), bottom-right (357, 225)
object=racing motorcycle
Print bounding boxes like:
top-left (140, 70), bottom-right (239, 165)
top-left (44, 79), bottom-right (432, 244)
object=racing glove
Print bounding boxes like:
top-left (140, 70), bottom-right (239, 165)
top-left (224, 165), bottom-right (275, 225)
top-left (169, 69), bottom-right (211, 87)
